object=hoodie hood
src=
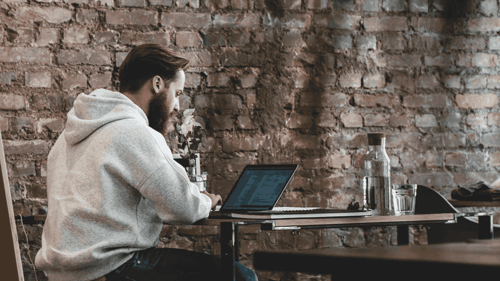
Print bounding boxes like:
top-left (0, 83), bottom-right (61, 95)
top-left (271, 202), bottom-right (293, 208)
top-left (65, 89), bottom-right (148, 145)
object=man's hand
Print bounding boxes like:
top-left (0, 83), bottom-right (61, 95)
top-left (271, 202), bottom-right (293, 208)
top-left (201, 191), bottom-right (222, 210)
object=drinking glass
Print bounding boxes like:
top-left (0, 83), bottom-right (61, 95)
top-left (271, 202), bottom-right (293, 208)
top-left (392, 184), bottom-right (417, 215)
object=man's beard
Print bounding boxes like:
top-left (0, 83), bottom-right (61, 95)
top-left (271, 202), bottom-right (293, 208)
top-left (147, 93), bottom-right (172, 135)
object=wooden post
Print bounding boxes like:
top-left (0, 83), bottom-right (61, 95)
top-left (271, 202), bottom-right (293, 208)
top-left (0, 132), bottom-right (25, 280)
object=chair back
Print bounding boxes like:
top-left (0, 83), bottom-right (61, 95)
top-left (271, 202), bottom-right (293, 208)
top-left (0, 132), bottom-right (25, 280)
top-left (415, 185), bottom-right (458, 214)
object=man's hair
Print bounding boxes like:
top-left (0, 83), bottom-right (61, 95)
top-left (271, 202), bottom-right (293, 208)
top-left (118, 44), bottom-right (189, 93)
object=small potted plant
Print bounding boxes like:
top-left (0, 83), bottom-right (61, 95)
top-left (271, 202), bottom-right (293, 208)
top-left (175, 109), bottom-right (206, 191)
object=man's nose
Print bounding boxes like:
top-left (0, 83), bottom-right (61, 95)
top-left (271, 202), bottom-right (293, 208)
top-left (173, 98), bottom-right (179, 113)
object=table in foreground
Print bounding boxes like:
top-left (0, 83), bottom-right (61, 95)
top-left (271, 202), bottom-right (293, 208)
top-left (195, 212), bottom-right (493, 281)
top-left (253, 239), bottom-right (500, 280)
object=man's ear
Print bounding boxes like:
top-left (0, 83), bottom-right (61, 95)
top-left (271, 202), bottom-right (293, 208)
top-left (152, 76), bottom-right (163, 94)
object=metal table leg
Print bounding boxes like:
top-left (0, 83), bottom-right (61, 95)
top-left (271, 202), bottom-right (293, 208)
top-left (397, 225), bottom-right (409, 245)
top-left (478, 214), bottom-right (493, 240)
top-left (221, 222), bottom-right (238, 281)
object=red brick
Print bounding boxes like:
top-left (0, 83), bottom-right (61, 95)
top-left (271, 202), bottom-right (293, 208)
top-left (441, 75), bottom-right (461, 89)
top-left (410, 0), bottom-right (428, 12)
top-left (449, 36), bottom-right (486, 50)
top-left (423, 54), bottom-right (452, 67)
top-left (0, 47), bottom-right (51, 64)
top-left (399, 151), bottom-right (425, 169)
top-left (364, 17), bottom-right (408, 32)
top-left (281, 14), bottom-right (313, 30)
top-left (94, 31), bottom-right (118, 45)
top-left (120, 31), bottom-right (169, 45)
top-left (183, 51), bottom-right (212, 67)
top-left (411, 17), bottom-right (453, 33)
top-left (89, 73), bottom-right (112, 89)
top-left (385, 54), bottom-right (422, 67)
top-left (491, 152), bottom-right (500, 167)
top-left (222, 136), bottom-right (265, 152)
top-left (185, 73), bottom-right (201, 89)
top-left (26, 72), bottom-right (51, 88)
top-left (227, 32), bottom-right (250, 46)
top-left (287, 112), bottom-right (313, 129)
top-left (0, 117), bottom-right (8, 132)
top-left (456, 94), bottom-right (498, 109)
top-left (410, 35), bottom-right (443, 51)
top-left (239, 73), bottom-right (257, 88)
top-left (339, 73), bottom-right (362, 88)
top-left (194, 94), bottom-right (242, 109)
top-left (76, 9), bottom-right (99, 25)
top-left (363, 74), bottom-right (385, 88)
top-left (468, 18), bottom-right (500, 32)
top-left (282, 32), bottom-right (304, 47)
top-left (390, 75), bottom-right (414, 91)
top-left (390, 113), bottom-right (411, 127)
top-left (63, 25), bottom-right (89, 44)
top-left (106, 9), bottom-right (157, 25)
top-left (457, 53), bottom-right (498, 67)
top-left (292, 70), bottom-right (309, 88)
top-left (0, 94), bottom-right (28, 110)
top-left (161, 13), bottom-right (211, 29)
top-left (8, 27), bottom-right (34, 44)
top-left (313, 14), bottom-right (360, 30)
top-left (341, 112), bottom-right (362, 128)
top-left (57, 50), bottom-right (112, 65)
top-left (317, 112), bottom-right (336, 128)
top-left (354, 93), bottom-right (395, 108)
top-left (314, 74), bottom-right (336, 88)
top-left (213, 13), bottom-right (261, 29)
top-left (383, 0), bottom-right (407, 11)
top-left (381, 35), bottom-right (405, 50)
top-left (403, 94), bottom-right (448, 108)
top-left (0, 72), bottom-right (14, 85)
top-left (488, 113), bottom-right (500, 126)
top-left (176, 32), bottom-right (202, 47)
top-left (3, 140), bottom-right (50, 155)
top-left (307, 0), bottom-right (327, 9)
top-left (480, 133), bottom-right (500, 148)
top-left (231, 0), bottom-right (248, 9)
top-left (424, 151), bottom-right (444, 168)
top-left (362, 0), bottom-right (381, 11)
top-left (15, 7), bottom-right (72, 24)
top-left (62, 73), bottom-right (87, 90)
top-left (441, 112), bottom-right (462, 129)
top-left (407, 172), bottom-right (453, 188)
top-left (415, 114), bottom-right (437, 127)
top-left (294, 135), bottom-right (321, 149)
top-left (150, 0), bottom-right (173, 6)
top-left (487, 75), bottom-right (500, 88)
top-left (328, 155), bottom-right (351, 169)
top-left (466, 114), bottom-right (486, 127)
top-left (115, 52), bottom-right (128, 68)
top-left (176, 0), bottom-right (199, 8)
top-left (9, 117), bottom-right (33, 132)
top-left (363, 113), bottom-right (388, 127)
top-left (465, 75), bottom-right (487, 89)
top-left (207, 73), bottom-right (231, 87)
top-left (12, 162), bottom-right (36, 178)
top-left (299, 93), bottom-right (347, 107)
top-left (415, 75), bottom-right (440, 89)
top-left (387, 133), bottom-right (420, 148)
top-left (210, 115), bottom-right (234, 131)
top-left (236, 115), bottom-right (254, 129)
top-left (120, 0), bottom-right (146, 6)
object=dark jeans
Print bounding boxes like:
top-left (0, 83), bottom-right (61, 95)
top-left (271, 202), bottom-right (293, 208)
top-left (104, 248), bottom-right (257, 281)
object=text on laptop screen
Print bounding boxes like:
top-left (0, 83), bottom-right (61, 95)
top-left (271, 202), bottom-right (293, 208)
top-left (223, 167), bottom-right (295, 210)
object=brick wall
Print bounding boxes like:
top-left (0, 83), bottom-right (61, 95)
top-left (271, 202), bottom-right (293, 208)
top-left (2, 0), bottom-right (500, 280)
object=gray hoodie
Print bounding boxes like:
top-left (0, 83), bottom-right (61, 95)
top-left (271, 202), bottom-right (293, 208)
top-left (35, 89), bottom-right (211, 281)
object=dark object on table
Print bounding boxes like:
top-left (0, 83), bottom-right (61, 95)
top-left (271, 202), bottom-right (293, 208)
top-left (347, 201), bottom-right (359, 210)
top-left (416, 185), bottom-right (500, 243)
top-left (451, 181), bottom-right (500, 201)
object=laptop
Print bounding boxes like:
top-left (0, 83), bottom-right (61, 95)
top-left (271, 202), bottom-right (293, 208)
top-left (209, 164), bottom-right (372, 219)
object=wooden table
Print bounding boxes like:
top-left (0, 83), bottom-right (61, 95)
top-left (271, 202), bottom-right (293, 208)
top-left (253, 239), bottom-right (500, 280)
top-left (19, 212), bottom-right (494, 281)
top-left (449, 199), bottom-right (500, 207)
top-left (195, 212), bottom-right (493, 281)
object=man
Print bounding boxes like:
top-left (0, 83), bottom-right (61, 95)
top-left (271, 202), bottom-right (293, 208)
top-left (35, 44), bottom-right (257, 281)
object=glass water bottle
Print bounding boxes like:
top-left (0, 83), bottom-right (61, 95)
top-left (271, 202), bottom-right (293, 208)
top-left (363, 133), bottom-right (393, 215)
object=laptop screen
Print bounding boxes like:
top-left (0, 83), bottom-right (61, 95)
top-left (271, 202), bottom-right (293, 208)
top-left (221, 164), bottom-right (298, 211)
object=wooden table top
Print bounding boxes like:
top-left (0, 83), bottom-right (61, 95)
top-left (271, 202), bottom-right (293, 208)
top-left (254, 240), bottom-right (500, 278)
top-left (448, 199), bottom-right (500, 207)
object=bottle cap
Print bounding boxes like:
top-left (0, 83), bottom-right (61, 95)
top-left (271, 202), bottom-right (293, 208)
top-left (367, 133), bottom-right (386, 145)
